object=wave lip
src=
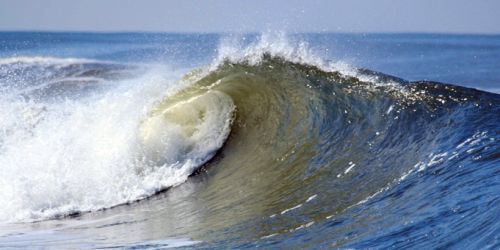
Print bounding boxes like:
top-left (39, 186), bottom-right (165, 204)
top-left (139, 90), bottom-right (235, 171)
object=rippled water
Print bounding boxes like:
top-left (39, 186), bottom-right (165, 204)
top-left (0, 32), bottom-right (499, 248)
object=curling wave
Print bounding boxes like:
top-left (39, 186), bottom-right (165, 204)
top-left (173, 52), bottom-right (499, 247)
top-left (0, 37), bottom-right (498, 248)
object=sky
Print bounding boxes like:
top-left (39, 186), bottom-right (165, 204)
top-left (1, 0), bottom-right (499, 34)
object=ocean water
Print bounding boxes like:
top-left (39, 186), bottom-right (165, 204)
top-left (0, 32), bottom-right (498, 248)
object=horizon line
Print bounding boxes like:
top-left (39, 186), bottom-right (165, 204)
top-left (1, 30), bottom-right (499, 36)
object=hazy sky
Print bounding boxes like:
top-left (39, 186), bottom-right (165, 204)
top-left (1, 0), bottom-right (499, 33)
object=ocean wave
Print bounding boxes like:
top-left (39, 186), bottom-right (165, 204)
top-left (0, 37), bottom-right (498, 248)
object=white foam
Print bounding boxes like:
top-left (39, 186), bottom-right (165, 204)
top-left (280, 204), bottom-right (303, 215)
top-left (305, 194), bottom-right (318, 203)
top-left (210, 32), bottom-right (418, 104)
top-left (0, 56), bottom-right (104, 67)
top-left (213, 33), bottom-right (357, 78)
top-left (261, 233), bottom-right (278, 239)
top-left (139, 90), bottom-right (234, 169)
top-left (386, 105), bottom-right (394, 115)
top-left (0, 65), bottom-right (234, 222)
top-left (344, 162), bottom-right (356, 174)
top-left (337, 162), bottom-right (356, 178)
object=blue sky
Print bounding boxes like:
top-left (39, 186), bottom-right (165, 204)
top-left (1, 0), bottom-right (499, 33)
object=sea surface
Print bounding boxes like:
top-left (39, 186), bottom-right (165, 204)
top-left (0, 32), bottom-right (498, 248)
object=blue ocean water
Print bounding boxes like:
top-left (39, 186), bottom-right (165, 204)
top-left (0, 32), bottom-right (498, 249)
top-left (1, 32), bottom-right (499, 92)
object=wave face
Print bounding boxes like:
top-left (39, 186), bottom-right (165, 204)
top-left (171, 53), bottom-right (499, 248)
top-left (0, 34), bottom-right (499, 248)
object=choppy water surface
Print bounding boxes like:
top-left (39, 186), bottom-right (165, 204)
top-left (0, 33), bottom-right (499, 248)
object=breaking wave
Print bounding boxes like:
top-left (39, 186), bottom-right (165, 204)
top-left (0, 35), bottom-right (498, 248)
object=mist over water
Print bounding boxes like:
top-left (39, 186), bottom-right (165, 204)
top-left (0, 32), bottom-right (498, 248)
